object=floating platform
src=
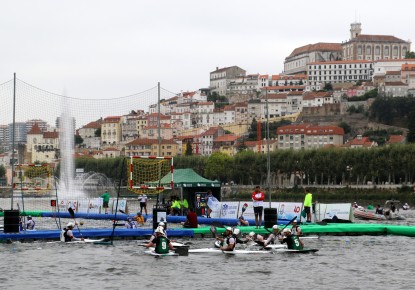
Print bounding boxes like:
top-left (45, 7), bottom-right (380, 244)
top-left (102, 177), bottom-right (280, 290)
top-left (1, 222), bottom-right (415, 242)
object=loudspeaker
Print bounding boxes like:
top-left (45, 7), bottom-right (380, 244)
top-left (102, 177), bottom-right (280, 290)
top-left (4, 210), bottom-right (20, 233)
top-left (264, 208), bottom-right (278, 228)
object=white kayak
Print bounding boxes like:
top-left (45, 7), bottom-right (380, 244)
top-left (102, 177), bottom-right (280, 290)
top-left (144, 250), bottom-right (178, 256)
top-left (189, 248), bottom-right (223, 254)
top-left (48, 238), bottom-right (107, 244)
top-left (300, 236), bottom-right (319, 240)
top-left (222, 249), bottom-right (273, 255)
top-left (263, 244), bottom-right (287, 250)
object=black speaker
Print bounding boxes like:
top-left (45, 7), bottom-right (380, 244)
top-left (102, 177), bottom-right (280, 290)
top-left (264, 208), bottom-right (278, 228)
top-left (4, 210), bottom-right (20, 233)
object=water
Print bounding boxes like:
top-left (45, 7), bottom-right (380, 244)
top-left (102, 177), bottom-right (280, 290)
top-left (1, 210), bottom-right (415, 290)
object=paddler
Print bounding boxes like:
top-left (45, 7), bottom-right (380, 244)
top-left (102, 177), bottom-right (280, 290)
top-left (62, 222), bottom-right (84, 242)
top-left (145, 226), bottom-right (174, 254)
top-left (279, 228), bottom-right (304, 250)
top-left (216, 227), bottom-right (235, 251)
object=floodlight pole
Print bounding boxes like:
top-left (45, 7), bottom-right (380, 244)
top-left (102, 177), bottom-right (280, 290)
top-left (10, 73), bottom-right (16, 209)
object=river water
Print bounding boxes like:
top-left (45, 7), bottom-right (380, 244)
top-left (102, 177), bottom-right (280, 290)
top-left (2, 212), bottom-right (415, 290)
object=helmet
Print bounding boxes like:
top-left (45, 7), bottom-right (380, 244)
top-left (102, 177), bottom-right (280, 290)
top-left (283, 228), bottom-right (291, 233)
top-left (233, 228), bottom-right (240, 235)
top-left (272, 225), bottom-right (279, 230)
top-left (158, 222), bottom-right (165, 227)
top-left (155, 226), bottom-right (164, 234)
top-left (239, 216), bottom-right (244, 220)
top-left (27, 215), bottom-right (32, 219)
top-left (67, 222), bottom-right (74, 228)
top-left (292, 220), bottom-right (297, 223)
top-left (226, 227), bottom-right (232, 232)
top-left (249, 232), bottom-right (255, 237)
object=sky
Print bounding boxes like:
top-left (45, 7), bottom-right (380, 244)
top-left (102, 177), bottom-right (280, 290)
top-left (1, 0), bottom-right (414, 103)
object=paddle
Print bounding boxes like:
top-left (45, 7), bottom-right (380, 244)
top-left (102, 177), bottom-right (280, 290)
top-left (68, 207), bottom-right (83, 239)
top-left (261, 216), bottom-right (298, 249)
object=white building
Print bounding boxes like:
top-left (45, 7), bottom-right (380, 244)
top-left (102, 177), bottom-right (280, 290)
top-left (306, 60), bottom-right (373, 89)
top-left (210, 66), bottom-right (246, 96)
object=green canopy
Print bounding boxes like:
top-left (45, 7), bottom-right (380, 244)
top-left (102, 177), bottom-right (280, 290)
top-left (156, 168), bottom-right (221, 188)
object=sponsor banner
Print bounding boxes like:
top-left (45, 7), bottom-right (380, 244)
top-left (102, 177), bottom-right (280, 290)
top-left (77, 199), bottom-right (90, 213)
top-left (316, 203), bottom-right (352, 221)
top-left (219, 201), bottom-right (240, 219)
top-left (88, 198), bottom-right (102, 214)
top-left (277, 202), bottom-right (303, 221)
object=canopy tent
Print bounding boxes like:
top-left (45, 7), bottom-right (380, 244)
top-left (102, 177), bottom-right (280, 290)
top-left (152, 168), bottom-right (221, 212)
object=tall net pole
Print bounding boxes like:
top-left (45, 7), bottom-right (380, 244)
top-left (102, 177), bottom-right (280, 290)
top-left (10, 73), bottom-right (16, 209)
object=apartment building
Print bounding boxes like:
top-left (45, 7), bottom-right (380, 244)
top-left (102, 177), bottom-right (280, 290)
top-left (78, 121), bottom-right (101, 149)
top-left (277, 124), bottom-right (344, 150)
top-left (101, 116), bottom-right (122, 146)
top-left (213, 134), bottom-right (239, 156)
top-left (210, 66), bottom-right (246, 96)
top-left (26, 123), bottom-right (59, 163)
top-left (303, 92), bottom-right (335, 108)
top-left (199, 126), bottom-right (225, 156)
top-left (401, 64), bottom-right (415, 88)
top-left (124, 138), bottom-right (179, 157)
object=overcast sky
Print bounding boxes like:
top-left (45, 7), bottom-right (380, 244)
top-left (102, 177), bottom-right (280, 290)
top-left (1, 0), bottom-right (414, 100)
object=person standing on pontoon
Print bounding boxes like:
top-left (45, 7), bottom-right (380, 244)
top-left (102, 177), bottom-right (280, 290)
top-left (252, 186), bottom-right (265, 228)
top-left (138, 194), bottom-right (148, 216)
top-left (303, 188), bottom-right (313, 223)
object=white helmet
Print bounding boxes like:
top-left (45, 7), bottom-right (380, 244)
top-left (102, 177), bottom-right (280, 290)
top-left (272, 225), bottom-right (279, 230)
top-left (155, 226), bottom-right (164, 234)
top-left (226, 227), bottom-right (232, 232)
top-left (249, 232), bottom-right (255, 237)
top-left (233, 228), bottom-right (240, 235)
top-left (283, 228), bottom-right (291, 234)
top-left (158, 222), bottom-right (165, 227)
top-left (67, 222), bottom-right (74, 228)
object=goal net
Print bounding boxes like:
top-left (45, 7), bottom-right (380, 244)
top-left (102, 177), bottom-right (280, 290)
top-left (127, 156), bottom-right (173, 194)
top-left (13, 163), bottom-right (54, 192)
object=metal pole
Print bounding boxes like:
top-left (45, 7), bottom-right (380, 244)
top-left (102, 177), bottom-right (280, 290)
top-left (10, 73), bottom-right (16, 209)
top-left (157, 82), bottom-right (161, 156)
top-left (266, 89), bottom-right (271, 207)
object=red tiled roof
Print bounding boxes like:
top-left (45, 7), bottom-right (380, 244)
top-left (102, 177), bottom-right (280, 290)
top-left (402, 64), bottom-right (415, 71)
top-left (43, 131), bottom-right (59, 139)
top-left (125, 138), bottom-right (176, 146)
top-left (27, 123), bottom-right (42, 134)
top-left (262, 85), bottom-right (305, 90)
top-left (351, 34), bottom-right (407, 43)
top-left (303, 92), bottom-right (333, 100)
top-left (388, 135), bottom-right (405, 144)
top-left (104, 116), bottom-right (121, 123)
top-left (346, 136), bottom-right (374, 147)
top-left (385, 82), bottom-right (407, 86)
top-left (201, 127), bottom-right (220, 136)
top-left (103, 147), bottom-right (119, 151)
top-left (288, 43), bottom-right (342, 58)
top-left (277, 124), bottom-right (344, 136)
top-left (83, 121), bottom-right (101, 129)
top-left (385, 71), bottom-right (401, 75)
top-left (265, 93), bottom-right (288, 100)
top-left (214, 134), bottom-right (239, 142)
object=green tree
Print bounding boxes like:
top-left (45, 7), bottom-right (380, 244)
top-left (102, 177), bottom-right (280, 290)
top-left (323, 83), bottom-right (333, 91)
top-left (185, 142), bottom-right (193, 156)
top-left (204, 152), bottom-right (232, 182)
top-left (407, 110), bottom-right (415, 143)
top-left (338, 122), bottom-right (351, 134)
top-left (0, 164), bottom-right (6, 178)
top-left (405, 51), bottom-right (415, 59)
top-left (75, 134), bottom-right (83, 145)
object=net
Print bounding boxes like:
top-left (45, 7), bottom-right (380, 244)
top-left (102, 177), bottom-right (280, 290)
top-left (13, 163), bottom-right (53, 192)
top-left (127, 156), bottom-right (173, 194)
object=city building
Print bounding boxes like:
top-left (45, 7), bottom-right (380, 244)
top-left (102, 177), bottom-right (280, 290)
top-left (342, 22), bottom-right (411, 61)
top-left (210, 66), bottom-right (246, 96)
top-left (284, 43), bottom-right (342, 75)
top-left (277, 124), bottom-right (344, 150)
top-left (124, 138), bottom-right (179, 157)
top-left (101, 116), bottom-right (122, 146)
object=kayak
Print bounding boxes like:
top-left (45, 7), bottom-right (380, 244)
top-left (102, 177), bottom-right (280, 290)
top-left (48, 238), bottom-right (107, 244)
top-left (300, 236), bottom-right (319, 240)
top-left (189, 248), bottom-right (223, 254)
top-left (263, 244), bottom-right (287, 250)
top-left (273, 248), bottom-right (319, 254)
top-left (144, 250), bottom-right (178, 256)
top-left (222, 249), bottom-right (273, 255)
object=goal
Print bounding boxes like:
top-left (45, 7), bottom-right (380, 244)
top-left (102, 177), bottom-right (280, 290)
top-left (13, 163), bottom-right (54, 192)
top-left (127, 156), bottom-right (173, 194)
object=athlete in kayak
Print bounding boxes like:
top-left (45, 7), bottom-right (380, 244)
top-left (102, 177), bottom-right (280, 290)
top-left (145, 226), bottom-right (174, 254)
top-left (216, 227), bottom-right (236, 251)
top-left (263, 225), bottom-right (282, 246)
top-left (279, 228), bottom-right (304, 250)
top-left (62, 222), bottom-right (84, 242)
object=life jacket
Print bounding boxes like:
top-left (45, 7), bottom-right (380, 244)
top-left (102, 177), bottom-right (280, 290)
top-left (63, 228), bottom-right (72, 242)
top-left (226, 236), bottom-right (236, 250)
top-left (155, 236), bottom-right (170, 254)
top-left (26, 220), bottom-right (35, 230)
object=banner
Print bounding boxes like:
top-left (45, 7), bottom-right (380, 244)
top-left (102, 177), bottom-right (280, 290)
top-left (315, 203), bottom-right (353, 221)
top-left (277, 202), bottom-right (303, 221)
top-left (88, 198), bottom-right (102, 214)
top-left (219, 201), bottom-right (240, 219)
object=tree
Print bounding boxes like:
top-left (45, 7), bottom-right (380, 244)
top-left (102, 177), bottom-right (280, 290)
top-left (338, 122), bottom-right (351, 134)
top-left (75, 134), bottom-right (83, 145)
top-left (407, 110), bottom-right (415, 143)
top-left (185, 142), bottom-right (193, 155)
top-left (204, 152), bottom-right (232, 182)
top-left (95, 128), bottom-right (101, 137)
top-left (0, 165), bottom-right (5, 178)
top-left (323, 82), bottom-right (333, 91)
top-left (405, 51), bottom-right (415, 59)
